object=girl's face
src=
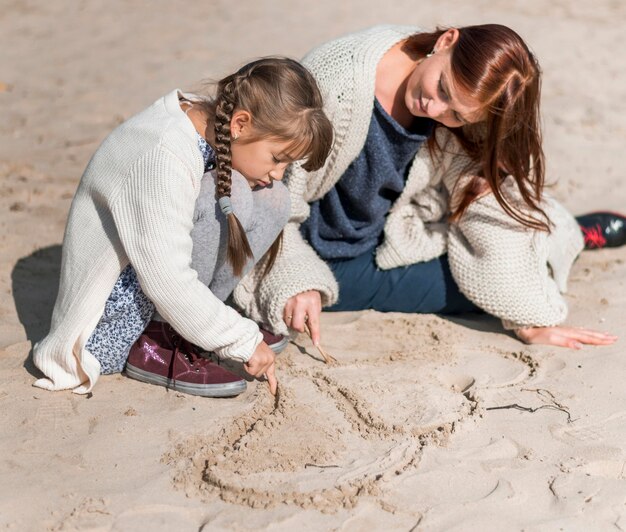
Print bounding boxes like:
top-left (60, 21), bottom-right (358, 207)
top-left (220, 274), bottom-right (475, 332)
top-left (404, 29), bottom-right (482, 128)
top-left (230, 136), bottom-right (294, 189)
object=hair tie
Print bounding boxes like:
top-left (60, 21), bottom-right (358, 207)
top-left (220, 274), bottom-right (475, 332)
top-left (218, 196), bottom-right (233, 215)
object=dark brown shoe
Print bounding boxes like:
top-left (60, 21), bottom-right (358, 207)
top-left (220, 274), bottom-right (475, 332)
top-left (125, 321), bottom-right (246, 397)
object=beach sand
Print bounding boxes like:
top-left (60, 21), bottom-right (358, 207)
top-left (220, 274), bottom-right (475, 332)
top-left (1, 1), bottom-right (625, 530)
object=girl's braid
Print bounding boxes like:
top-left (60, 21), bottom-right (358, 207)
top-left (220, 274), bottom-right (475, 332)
top-left (214, 78), bottom-right (236, 199)
top-left (212, 74), bottom-right (253, 277)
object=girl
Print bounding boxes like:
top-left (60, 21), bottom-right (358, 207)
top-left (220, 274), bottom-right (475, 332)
top-left (33, 58), bottom-right (333, 397)
top-left (232, 25), bottom-right (619, 350)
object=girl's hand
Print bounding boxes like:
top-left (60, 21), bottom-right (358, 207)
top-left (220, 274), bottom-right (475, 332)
top-left (244, 341), bottom-right (277, 395)
top-left (284, 290), bottom-right (322, 346)
top-left (514, 326), bottom-right (618, 349)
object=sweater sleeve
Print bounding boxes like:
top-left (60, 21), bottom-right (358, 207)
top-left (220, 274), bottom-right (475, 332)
top-left (233, 160), bottom-right (339, 336)
top-left (447, 189), bottom-right (583, 329)
top-left (375, 129), bottom-right (469, 269)
top-left (111, 146), bottom-right (262, 361)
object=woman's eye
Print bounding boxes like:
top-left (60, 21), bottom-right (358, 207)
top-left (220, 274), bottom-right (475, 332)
top-left (272, 155), bottom-right (280, 164)
top-left (438, 79), bottom-right (449, 101)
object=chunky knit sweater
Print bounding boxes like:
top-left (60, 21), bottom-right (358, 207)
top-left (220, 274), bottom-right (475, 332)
top-left (233, 25), bottom-right (583, 333)
top-left (33, 90), bottom-right (263, 394)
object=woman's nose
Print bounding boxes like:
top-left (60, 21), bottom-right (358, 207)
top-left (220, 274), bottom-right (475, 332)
top-left (427, 99), bottom-right (449, 119)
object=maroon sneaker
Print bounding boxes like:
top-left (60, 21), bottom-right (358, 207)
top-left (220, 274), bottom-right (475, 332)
top-left (125, 321), bottom-right (246, 397)
top-left (260, 326), bottom-right (289, 354)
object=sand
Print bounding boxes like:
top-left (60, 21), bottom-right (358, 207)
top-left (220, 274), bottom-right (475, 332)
top-left (1, 1), bottom-right (626, 530)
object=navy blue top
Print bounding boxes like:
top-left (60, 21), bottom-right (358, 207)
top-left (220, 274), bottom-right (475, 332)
top-left (301, 99), bottom-right (434, 260)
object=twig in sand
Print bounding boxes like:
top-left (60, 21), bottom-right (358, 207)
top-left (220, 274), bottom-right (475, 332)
top-left (304, 463), bottom-right (340, 469)
top-left (486, 403), bottom-right (572, 423)
top-left (486, 387), bottom-right (574, 423)
top-left (304, 323), bottom-right (337, 365)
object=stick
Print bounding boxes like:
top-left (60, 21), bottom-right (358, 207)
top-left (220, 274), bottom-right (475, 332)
top-left (304, 323), bottom-right (337, 364)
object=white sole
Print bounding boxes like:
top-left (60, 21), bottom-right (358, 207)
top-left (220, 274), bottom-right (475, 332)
top-left (125, 364), bottom-right (247, 397)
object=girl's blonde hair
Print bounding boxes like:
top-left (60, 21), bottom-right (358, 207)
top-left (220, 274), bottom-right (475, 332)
top-left (203, 57), bottom-right (333, 277)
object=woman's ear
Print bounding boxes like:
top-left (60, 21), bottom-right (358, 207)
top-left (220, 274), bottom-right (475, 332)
top-left (435, 28), bottom-right (460, 52)
top-left (230, 110), bottom-right (252, 139)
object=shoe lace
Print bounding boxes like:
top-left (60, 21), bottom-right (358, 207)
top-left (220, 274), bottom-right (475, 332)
top-left (581, 223), bottom-right (606, 249)
top-left (166, 334), bottom-right (212, 389)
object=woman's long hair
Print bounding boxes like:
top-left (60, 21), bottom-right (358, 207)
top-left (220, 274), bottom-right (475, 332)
top-left (405, 24), bottom-right (548, 230)
top-left (202, 58), bottom-right (333, 277)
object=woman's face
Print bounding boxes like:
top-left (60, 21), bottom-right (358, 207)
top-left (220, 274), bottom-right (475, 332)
top-left (404, 30), bottom-right (483, 128)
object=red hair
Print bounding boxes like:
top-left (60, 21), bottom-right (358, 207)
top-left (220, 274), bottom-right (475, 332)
top-left (405, 24), bottom-right (548, 230)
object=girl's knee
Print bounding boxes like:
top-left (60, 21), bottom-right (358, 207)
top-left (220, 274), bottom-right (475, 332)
top-left (193, 171), bottom-right (254, 229)
top-left (253, 181), bottom-right (291, 227)
top-left (230, 171), bottom-right (254, 229)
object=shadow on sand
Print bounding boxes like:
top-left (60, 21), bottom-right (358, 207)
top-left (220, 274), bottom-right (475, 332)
top-left (11, 245), bottom-right (62, 378)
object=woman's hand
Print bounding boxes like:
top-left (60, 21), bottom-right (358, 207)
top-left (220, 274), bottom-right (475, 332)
top-left (514, 326), bottom-right (618, 349)
top-left (284, 290), bottom-right (322, 346)
top-left (244, 341), bottom-right (277, 395)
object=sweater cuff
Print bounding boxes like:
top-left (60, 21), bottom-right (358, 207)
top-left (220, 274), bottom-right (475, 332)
top-left (376, 231), bottom-right (446, 270)
top-left (242, 268), bottom-right (339, 337)
top-left (502, 319), bottom-right (526, 331)
top-left (213, 322), bottom-right (263, 363)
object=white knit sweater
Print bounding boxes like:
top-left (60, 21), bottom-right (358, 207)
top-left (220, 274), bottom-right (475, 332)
top-left (233, 25), bottom-right (583, 333)
top-left (33, 90), bottom-right (262, 394)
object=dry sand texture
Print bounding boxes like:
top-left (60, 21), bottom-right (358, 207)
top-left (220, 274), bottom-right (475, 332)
top-left (1, 1), bottom-right (626, 530)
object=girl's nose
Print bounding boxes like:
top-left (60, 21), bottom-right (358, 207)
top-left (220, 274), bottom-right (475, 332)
top-left (269, 166), bottom-right (286, 181)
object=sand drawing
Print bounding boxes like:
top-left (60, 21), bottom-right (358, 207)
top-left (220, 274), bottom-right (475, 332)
top-left (164, 313), bottom-right (537, 512)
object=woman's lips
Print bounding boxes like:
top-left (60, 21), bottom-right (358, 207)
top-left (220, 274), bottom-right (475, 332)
top-left (418, 90), bottom-right (426, 114)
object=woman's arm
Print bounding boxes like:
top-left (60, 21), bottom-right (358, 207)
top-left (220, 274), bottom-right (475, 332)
top-left (446, 182), bottom-right (613, 346)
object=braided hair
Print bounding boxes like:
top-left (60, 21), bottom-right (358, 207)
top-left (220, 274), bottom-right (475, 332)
top-left (213, 76), bottom-right (254, 277)
top-left (209, 57), bottom-right (333, 277)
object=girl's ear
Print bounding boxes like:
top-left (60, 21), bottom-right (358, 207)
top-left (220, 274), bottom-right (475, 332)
top-left (230, 110), bottom-right (252, 139)
top-left (435, 28), bottom-right (460, 51)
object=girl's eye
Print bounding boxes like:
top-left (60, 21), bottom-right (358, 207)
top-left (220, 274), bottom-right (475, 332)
top-left (272, 155), bottom-right (281, 164)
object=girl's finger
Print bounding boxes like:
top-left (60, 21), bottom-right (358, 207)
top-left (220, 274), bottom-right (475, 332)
top-left (244, 358), bottom-right (266, 378)
top-left (265, 364), bottom-right (278, 396)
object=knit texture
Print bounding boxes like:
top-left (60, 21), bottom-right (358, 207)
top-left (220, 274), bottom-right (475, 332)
top-left (443, 171), bottom-right (584, 329)
top-left (301, 98), bottom-right (433, 259)
top-left (233, 25), bottom-right (583, 334)
top-left (33, 90), bottom-right (263, 394)
top-left (234, 25), bottom-right (450, 333)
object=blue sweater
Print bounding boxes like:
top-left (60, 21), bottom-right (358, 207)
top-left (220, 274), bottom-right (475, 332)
top-left (301, 99), bottom-right (433, 260)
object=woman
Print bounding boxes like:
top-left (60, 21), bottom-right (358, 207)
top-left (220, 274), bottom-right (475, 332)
top-left (232, 24), bottom-right (619, 350)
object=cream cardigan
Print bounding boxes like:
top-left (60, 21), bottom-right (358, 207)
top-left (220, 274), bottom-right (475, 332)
top-left (33, 90), bottom-right (262, 394)
top-left (233, 25), bottom-right (583, 333)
